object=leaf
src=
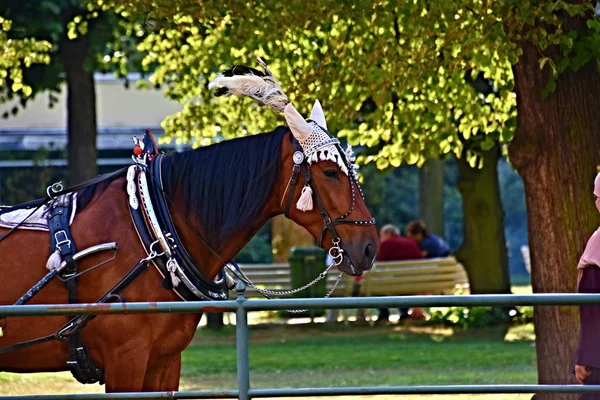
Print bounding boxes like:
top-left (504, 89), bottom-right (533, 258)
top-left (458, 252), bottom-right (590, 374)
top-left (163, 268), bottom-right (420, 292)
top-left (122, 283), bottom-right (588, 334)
top-left (22, 85), bottom-right (32, 97)
top-left (480, 137), bottom-right (496, 151)
top-left (376, 157), bottom-right (389, 170)
top-left (543, 79), bottom-right (557, 97)
top-left (587, 18), bottom-right (600, 32)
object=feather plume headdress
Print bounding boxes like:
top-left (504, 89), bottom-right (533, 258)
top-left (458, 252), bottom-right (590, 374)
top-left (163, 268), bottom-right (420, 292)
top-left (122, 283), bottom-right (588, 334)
top-left (208, 58), bottom-right (289, 112)
top-left (208, 59), bottom-right (356, 174)
top-left (208, 59), bottom-right (357, 211)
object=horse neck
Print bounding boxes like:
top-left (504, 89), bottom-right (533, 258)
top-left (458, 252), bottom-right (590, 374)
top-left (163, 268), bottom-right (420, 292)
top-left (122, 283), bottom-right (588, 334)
top-left (166, 133), bottom-right (293, 280)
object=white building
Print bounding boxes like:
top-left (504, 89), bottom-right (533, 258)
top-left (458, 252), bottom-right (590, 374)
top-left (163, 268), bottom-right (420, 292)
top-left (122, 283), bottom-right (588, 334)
top-left (0, 73), bottom-right (185, 155)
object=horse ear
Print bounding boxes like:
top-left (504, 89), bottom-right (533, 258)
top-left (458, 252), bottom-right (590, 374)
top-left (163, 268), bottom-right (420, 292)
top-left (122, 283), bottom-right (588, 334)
top-left (284, 103), bottom-right (311, 141)
top-left (309, 99), bottom-right (327, 130)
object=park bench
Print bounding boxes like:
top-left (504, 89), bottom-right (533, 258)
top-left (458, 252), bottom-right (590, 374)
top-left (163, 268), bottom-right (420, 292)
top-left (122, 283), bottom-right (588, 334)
top-left (231, 256), bottom-right (469, 299)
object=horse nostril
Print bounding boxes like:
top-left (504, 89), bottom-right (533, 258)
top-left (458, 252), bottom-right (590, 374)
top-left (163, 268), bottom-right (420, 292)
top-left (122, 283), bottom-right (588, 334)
top-left (364, 243), bottom-right (375, 260)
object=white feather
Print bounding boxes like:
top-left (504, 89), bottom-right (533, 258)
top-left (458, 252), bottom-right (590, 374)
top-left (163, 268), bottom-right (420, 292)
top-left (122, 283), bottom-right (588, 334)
top-left (208, 58), bottom-right (289, 112)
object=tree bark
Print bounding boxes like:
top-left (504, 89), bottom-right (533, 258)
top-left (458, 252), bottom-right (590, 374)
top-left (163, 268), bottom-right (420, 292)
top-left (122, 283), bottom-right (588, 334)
top-left (455, 146), bottom-right (511, 294)
top-left (510, 13), bottom-right (600, 399)
top-left (271, 214), bottom-right (315, 263)
top-left (59, 34), bottom-right (97, 185)
top-left (419, 158), bottom-right (445, 237)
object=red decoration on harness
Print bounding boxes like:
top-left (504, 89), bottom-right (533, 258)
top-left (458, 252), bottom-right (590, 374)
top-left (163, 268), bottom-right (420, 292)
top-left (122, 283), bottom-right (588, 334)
top-left (133, 146), bottom-right (143, 156)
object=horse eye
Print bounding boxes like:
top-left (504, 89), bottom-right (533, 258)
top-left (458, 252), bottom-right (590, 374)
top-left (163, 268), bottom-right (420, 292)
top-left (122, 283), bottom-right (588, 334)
top-left (323, 169), bottom-right (339, 179)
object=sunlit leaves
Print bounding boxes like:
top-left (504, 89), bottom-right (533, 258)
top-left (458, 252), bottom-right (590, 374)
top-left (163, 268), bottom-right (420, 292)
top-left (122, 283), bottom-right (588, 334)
top-left (0, 17), bottom-right (51, 110)
top-left (96, 0), bottom-right (597, 169)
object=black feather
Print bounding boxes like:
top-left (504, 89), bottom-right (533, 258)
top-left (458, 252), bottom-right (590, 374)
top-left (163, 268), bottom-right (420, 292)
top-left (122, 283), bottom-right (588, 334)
top-left (222, 65), bottom-right (268, 77)
top-left (214, 87), bottom-right (230, 97)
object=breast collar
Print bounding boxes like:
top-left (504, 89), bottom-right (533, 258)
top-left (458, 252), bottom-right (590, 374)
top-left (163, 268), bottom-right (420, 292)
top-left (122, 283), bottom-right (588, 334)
top-left (283, 132), bottom-right (376, 266)
top-left (127, 146), bottom-right (229, 302)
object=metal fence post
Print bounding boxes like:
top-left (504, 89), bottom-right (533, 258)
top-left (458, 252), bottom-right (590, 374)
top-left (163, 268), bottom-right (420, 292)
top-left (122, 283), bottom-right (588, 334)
top-left (235, 281), bottom-right (250, 400)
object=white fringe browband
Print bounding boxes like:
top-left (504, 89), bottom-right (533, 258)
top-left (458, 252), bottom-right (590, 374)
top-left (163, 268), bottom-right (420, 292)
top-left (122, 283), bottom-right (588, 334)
top-left (300, 122), bottom-right (356, 176)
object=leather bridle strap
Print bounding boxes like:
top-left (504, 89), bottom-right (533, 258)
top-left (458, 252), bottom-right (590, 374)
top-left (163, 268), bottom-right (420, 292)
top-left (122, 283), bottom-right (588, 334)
top-left (307, 176), bottom-right (339, 247)
top-left (283, 164), bottom-right (301, 219)
top-left (283, 139), bottom-right (305, 219)
top-left (282, 138), bottom-right (376, 253)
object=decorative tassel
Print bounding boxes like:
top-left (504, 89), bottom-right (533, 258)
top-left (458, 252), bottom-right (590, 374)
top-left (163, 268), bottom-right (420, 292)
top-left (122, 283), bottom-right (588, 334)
top-left (170, 271), bottom-right (181, 287)
top-left (46, 250), bottom-right (62, 271)
top-left (296, 185), bottom-right (314, 211)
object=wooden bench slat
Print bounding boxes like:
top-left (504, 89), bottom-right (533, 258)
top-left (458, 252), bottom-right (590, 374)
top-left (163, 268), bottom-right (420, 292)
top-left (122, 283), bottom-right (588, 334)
top-left (364, 274), bottom-right (467, 288)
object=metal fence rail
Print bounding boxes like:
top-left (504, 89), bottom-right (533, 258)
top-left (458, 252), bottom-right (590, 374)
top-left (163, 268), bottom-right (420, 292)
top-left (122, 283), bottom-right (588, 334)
top-left (2, 284), bottom-right (600, 399)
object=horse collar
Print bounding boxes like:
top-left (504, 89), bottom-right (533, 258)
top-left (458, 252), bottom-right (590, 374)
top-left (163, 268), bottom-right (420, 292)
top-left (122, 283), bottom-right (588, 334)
top-left (127, 153), bottom-right (229, 302)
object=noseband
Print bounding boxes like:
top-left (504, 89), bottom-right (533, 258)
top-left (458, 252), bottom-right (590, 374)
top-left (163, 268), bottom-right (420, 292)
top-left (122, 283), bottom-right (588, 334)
top-left (283, 132), bottom-right (376, 267)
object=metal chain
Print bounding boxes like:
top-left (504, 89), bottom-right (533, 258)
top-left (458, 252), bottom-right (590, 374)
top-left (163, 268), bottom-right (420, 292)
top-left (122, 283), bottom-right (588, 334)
top-left (286, 272), bottom-right (344, 314)
top-left (252, 262), bottom-right (336, 297)
top-left (241, 238), bottom-right (345, 297)
top-left (237, 239), bottom-right (347, 313)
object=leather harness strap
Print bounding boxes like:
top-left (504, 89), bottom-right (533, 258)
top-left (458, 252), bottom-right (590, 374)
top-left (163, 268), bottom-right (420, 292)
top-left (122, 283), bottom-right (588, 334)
top-left (4, 194), bottom-right (105, 384)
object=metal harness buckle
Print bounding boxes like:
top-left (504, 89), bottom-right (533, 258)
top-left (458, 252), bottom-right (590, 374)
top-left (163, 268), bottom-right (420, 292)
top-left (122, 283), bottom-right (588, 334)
top-left (54, 230), bottom-right (72, 251)
top-left (56, 322), bottom-right (76, 341)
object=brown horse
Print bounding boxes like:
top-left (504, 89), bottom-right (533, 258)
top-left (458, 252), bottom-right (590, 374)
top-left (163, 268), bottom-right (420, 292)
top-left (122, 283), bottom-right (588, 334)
top-left (0, 99), bottom-right (378, 393)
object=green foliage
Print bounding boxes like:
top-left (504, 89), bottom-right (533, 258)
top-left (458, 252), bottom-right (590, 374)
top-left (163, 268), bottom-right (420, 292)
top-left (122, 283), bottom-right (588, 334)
top-left (235, 224), bottom-right (273, 263)
top-left (0, 148), bottom-right (67, 205)
top-left (0, 1), bottom-right (148, 115)
top-left (359, 163), bottom-right (420, 231)
top-left (90, 0), bottom-right (600, 170)
top-left (0, 16), bottom-right (51, 111)
top-left (427, 306), bottom-right (512, 328)
top-left (95, 0), bottom-right (521, 166)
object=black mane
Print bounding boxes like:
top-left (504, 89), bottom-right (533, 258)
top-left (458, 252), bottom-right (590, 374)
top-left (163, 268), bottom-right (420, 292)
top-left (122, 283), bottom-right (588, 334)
top-left (162, 126), bottom-right (289, 248)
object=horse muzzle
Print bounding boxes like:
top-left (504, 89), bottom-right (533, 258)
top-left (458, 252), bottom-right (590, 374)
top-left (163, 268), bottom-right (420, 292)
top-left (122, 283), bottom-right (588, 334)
top-left (335, 240), bottom-right (376, 276)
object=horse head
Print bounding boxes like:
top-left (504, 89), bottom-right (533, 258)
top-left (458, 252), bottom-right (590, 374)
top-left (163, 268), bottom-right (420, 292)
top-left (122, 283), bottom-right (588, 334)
top-left (208, 59), bottom-right (378, 276)
top-left (279, 100), bottom-right (378, 276)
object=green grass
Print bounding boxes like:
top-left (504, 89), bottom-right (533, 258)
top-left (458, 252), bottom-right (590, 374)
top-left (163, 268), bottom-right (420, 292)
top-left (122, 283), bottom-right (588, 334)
top-left (0, 323), bottom-right (537, 399)
top-left (182, 323), bottom-right (537, 389)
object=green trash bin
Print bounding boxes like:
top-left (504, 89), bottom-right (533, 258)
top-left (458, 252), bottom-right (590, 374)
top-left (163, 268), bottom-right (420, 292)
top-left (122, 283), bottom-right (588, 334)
top-left (287, 247), bottom-right (327, 318)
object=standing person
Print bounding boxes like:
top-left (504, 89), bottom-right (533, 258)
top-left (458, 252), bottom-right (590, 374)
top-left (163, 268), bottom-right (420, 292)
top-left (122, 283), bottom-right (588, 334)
top-left (405, 220), bottom-right (450, 258)
top-left (376, 224), bottom-right (424, 324)
top-left (574, 173), bottom-right (600, 398)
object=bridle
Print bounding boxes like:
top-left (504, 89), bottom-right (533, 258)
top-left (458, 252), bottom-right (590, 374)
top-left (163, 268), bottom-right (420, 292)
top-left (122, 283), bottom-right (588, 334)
top-left (282, 128), bottom-right (376, 269)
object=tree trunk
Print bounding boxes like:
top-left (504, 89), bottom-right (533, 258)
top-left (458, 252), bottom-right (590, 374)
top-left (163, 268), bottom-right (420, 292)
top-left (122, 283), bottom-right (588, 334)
top-left (271, 215), bottom-right (315, 263)
top-left (419, 158), bottom-right (445, 237)
top-left (59, 34), bottom-right (97, 186)
top-left (510, 12), bottom-right (600, 399)
top-left (455, 146), bottom-right (511, 294)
